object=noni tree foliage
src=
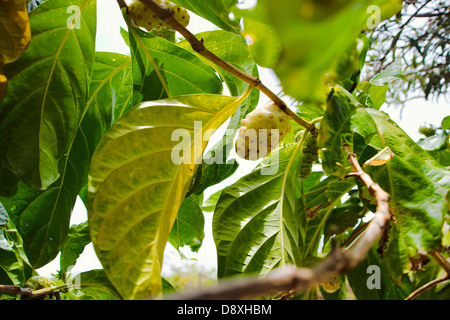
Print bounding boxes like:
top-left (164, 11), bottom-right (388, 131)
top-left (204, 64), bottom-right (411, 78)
top-left (0, 0), bottom-right (449, 301)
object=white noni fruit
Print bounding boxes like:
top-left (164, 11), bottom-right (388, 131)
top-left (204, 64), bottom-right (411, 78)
top-left (235, 102), bottom-right (291, 161)
top-left (127, 0), bottom-right (190, 32)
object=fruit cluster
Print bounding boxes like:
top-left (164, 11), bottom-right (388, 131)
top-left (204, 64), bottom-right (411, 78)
top-left (127, 0), bottom-right (190, 32)
top-left (235, 102), bottom-right (291, 161)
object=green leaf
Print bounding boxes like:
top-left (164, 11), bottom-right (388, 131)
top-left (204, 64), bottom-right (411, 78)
top-left (303, 177), bottom-right (356, 257)
top-left (171, 0), bottom-right (240, 33)
top-left (201, 189), bottom-right (222, 213)
top-left (178, 30), bottom-right (258, 98)
top-left (169, 196), bottom-right (204, 253)
top-left (318, 85), bottom-right (449, 281)
top-left (90, 52), bottom-right (133, 125)
top-left (0, 0), bottom-right (97, 190)
top-left (318, 86), bottom-right (361, 178)
top-left (354, 81), bottom-right (388, 110)
top-left (60, 221), bottom-right (91, 273)
top-left (442, 116), bottom-right (450, 130)
top-left (370, 59), bottom-right (406, 86)
top-left (213, 144), bottom-right (306, 278)
top-left (428, 147), bottom-right (450, 167)
top-left (352, 108), bottom-right (450, 280)
top-left (0, 52), bottom-right (133, 268)
top-left (0, 203), bottom-right (34, 287)
top-left (232, 3), bottom-right (281, 68)
top-left (347, 246), bottom-right (409, 300)
top-left (263, 0), bottom-right (396, 103)
top-left (88, 93), bottom-right (244, 299)
top-left (126, 25), bottom-right (222, 106)
top-left (418, 134), bottom-right (447, 151)
top-left (66, 269), bottom-right (122, 300)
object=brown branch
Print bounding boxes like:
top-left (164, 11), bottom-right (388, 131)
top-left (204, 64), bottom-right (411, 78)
top-left (129, 0), bottom-right (314, 132)
top-left (0, 284), bottom-right (32, 296)
top-left (429, 250), bottom-right (450, 276)
top-left (166, 143), bottom-right (392, 300)
top-left (404, 251), bottom-right (450, 300)
top-left (405, 275), bottom-right (450, 300)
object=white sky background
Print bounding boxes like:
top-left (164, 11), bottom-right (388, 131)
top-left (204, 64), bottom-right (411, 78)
top-left (37, 0), bottom-right (449, 279)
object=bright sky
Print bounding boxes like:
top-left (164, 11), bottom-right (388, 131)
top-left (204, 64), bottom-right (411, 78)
top-left (37, 0), bottom-right (449, 279)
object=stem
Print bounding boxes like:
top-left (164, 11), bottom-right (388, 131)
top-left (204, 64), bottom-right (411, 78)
top-left (429, 251), bottom-right (450, 276)
top-left (130, 0), bottom-right (314, 132)
top-left (405, 275), bottom-right (450, 300)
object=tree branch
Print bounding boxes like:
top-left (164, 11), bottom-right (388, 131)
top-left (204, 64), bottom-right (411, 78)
top-left (429, 250), bottom-right (450, 276)
top-left (0, 284), bottom-right (32, 296)
top-left (127, 0), bottom-right (314, 132)
top-left (405, 275), bottom-right (450, 300)
top-left (167, 143), bottom-right (392, 300)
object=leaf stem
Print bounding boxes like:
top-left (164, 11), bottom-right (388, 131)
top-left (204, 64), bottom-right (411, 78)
top-left (129, 0), bottom-right (314, 132)
top-left (122, 7), bottom-right (172, 98)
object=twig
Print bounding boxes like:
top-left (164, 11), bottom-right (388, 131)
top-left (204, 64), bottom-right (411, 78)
top-left (429, 250), bottom-right (450, 276)
top-left (403, 250), bottom-right (450, 300)
top-left (405, 275), bottom-right (450, 300)
top-left (166, 143), bottom-right (392, 300)
top-left (129, 0), bottom-right (314, 132)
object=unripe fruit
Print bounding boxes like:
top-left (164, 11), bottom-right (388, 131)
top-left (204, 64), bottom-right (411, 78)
top-left (235, 102), bottom-right (291, 161)
top-left (418, 125), bottom-right (436, 138)
top-left (127, 0), bottom-right (190, 32)
top-left (299, 129), bottom-right (319, 179)
top-left (321, 276), bottom-right (341, 293)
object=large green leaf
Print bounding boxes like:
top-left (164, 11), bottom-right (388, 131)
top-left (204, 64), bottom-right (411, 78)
top-left (213, 143), bottom-right (307, 278)
top-left (0, 52), bottom-right (133, 268)
top-left (171, 0), bottom-right (240, 33)
top-left (347, 246), bottom-right (409, 300)
top-left (319, 85), bottom-right (450, 281)
top-left (0, 0), bottom-right (96, 190)
top-left (232, 3), bottom-right (281, 68)
top-left (126, 25), bottom-right (222, 106)
top-left (88, 93), bottom-right (245, 299)
top-left (352, 108), bottom-right (450, 280)
top-left (318, 86), bottom-right (361, 178)
top-left (262, 0), bottom-right (402, 103)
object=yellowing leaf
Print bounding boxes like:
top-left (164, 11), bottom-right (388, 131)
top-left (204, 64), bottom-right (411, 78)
top-left (88, 93), bottom-right (246, 299)
top-left (0, 0), bottom-right (30, 102)
top-left (0, 0), bottom-right (30, 63)
top-left (363, 146), bottom-right (395, 167)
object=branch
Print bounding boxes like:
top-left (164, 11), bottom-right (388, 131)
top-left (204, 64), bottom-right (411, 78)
top-left (429, 251), bottom-right (450, 276)
top-left (167, 143), bottom-right (392, 300)
top-left (0, 284), bottom-right (32, 296)
top-left (128, 0), bottom-right (314, 132)
top-left (405, 275), bottom-right (450, 300)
